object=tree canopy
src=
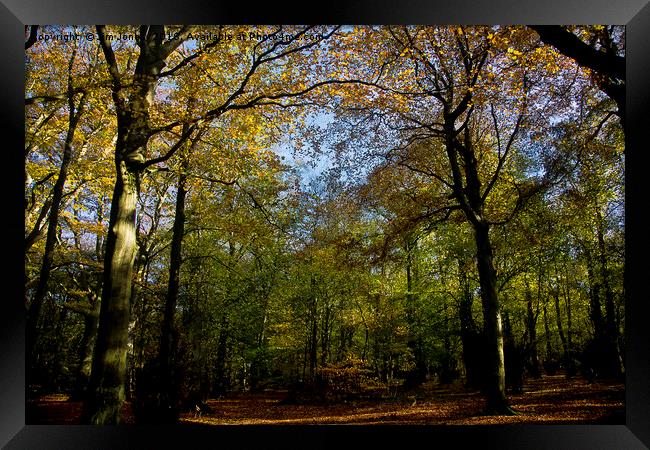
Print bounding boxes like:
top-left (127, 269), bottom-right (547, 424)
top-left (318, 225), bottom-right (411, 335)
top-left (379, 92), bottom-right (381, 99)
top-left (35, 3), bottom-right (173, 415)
top-left (25, 25), bottom-right (624, 425)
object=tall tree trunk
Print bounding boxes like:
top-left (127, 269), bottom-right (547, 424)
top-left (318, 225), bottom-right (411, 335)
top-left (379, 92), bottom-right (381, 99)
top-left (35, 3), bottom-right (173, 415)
top-left (82, 161), bottom-right (138, 424)
top-left (439, 297), bottom-right (456, 384)
top-left (458, 259), bottom-right (482, 389)
top-left (309, 305), bottom-right (318, 381)
top-left (155, 146), bottom-right (190, 421)
top-left (321, 303), bottom-right (330, 367)
top-left (301, 342), bottom-right (308, 381)
top-left (553, 286), bottom-right (573, 377)
top-left (306, 275), bottom-right (318, 381)
top-left (83, 25), bottom-right (192, 424)
top-left (69, 197), bottom-right (104, 401)
top-left (525, 285), bottom-right (541, 378)
top-left (473, 222), bottom-right (510, 414)
top-left (27, 55), bottom-right (86, 370)
top-left (596, 211), bottom-right (623, 378)
top-left (585, 253), bottom-right (604, 340)
top-left (71, 299), bottom-right (100, 401)
top-left (441, 89), bottom-right (513, 413)
top-left (542, 303), bottom-right (554, 363)
top-left (563, 272), bottom-right (573, 360)
top-left (404, 236), bottom-right (426, 384)
top-left (214, 316), bottom-right (230, 396)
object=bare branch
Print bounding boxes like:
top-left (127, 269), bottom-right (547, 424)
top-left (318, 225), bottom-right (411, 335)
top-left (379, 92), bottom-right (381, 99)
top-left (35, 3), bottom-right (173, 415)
top-left (140, 123), bottom-right (199, 170)
top-left (189, 174), bottom-right (238, 186)
top-left (160, 25), bottom-right (200, 59)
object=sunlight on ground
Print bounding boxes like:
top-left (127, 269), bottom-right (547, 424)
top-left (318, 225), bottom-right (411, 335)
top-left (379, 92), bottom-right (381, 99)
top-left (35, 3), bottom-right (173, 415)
top-left (28, 375), bottom-right (623, 426)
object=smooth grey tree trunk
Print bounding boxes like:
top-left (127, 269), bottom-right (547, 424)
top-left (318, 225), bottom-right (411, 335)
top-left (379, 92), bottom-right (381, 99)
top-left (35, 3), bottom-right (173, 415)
top-left (82, 161), bottom-right (138, 424)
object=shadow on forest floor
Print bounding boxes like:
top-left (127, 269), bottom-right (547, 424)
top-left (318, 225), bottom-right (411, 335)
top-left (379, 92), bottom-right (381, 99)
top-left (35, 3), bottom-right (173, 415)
top-left (27, 375), bottom-right (624, 425)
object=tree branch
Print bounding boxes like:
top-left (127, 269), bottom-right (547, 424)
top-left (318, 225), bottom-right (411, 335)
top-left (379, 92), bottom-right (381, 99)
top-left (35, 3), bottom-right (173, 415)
top-left (25, 25), bottom-right (39, 50)
top-left (530, 25), bottom-right (624, 81)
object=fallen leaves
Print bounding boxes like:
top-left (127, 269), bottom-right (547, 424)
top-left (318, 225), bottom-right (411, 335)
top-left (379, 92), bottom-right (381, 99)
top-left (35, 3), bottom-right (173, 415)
top-left (26, 374), bottom-right (624, 426)
top-left (179, 375), bottom-right (623, 425)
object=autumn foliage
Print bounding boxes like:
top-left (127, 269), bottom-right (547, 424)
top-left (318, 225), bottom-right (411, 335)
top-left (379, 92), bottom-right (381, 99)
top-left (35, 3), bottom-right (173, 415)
top-left (25, 25), bottom-right (624, 425)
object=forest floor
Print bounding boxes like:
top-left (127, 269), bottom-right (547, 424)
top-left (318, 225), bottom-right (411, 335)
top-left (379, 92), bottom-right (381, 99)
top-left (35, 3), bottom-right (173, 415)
top-left (27, 374), bottom-right (624, 425)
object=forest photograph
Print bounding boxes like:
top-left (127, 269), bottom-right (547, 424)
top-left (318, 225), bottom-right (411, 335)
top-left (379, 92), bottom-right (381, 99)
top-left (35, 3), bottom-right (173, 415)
top-left (24, 24), bottom-right (626, 426)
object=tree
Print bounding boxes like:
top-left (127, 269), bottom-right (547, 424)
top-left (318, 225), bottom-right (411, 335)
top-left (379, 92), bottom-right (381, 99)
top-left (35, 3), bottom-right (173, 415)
top-left (81, 25), bottom-right (202, 424)
top-left (26, 31), bottom-right (102, 378)
top-left (529, 26), bottom-right (625, 131)
top-left (328, 26), bottom-right (545, 413)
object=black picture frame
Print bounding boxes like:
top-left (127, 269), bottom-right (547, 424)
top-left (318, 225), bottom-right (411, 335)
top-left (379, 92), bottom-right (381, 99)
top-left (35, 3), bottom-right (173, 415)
top-left (4, 1), bottom-right (649, 448)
